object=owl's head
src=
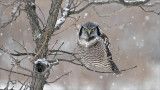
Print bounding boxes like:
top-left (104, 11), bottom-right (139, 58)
top-left (79, 22), bottom-right (102, 42)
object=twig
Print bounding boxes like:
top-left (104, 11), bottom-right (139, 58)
top-left (0, 0), bottom-right (19, 7)
top-left (52, 42), bottom-right (64, 60)
top-left (53, 16), bottom-right (80, 36)
top-left (93, 6), bottom-right (126, 17)
top-left (12, 39), bottom-right (29, 56)
top-left (47, 71), bottom-right (72, 83)
top-left (4, 65), bottom-right (15, 90)
top-left (0, 1), bottom-right (22, 29)
top-left (19, 77), bottom-right (30, 90)
top-left (0, 67), bottom-right (41, 79)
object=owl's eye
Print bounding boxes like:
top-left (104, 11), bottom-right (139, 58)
top-left (84, 28), bottom-right (87, 32)
top-left (91, 29), bottom-right (95, 32)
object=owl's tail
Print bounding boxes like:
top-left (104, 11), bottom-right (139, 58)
top-left (109, 60), bottom-right (120, 75)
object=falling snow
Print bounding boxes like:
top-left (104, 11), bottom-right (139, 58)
top-left (19, 29), bottom-right (22, 32)
top-left (77, 24), bottom-right (81, 29)
top-left (133, 36), bottom-right (136, 40)
top-left (84, 13), bottom-right (88, 18)
top-left (131, 16), bottom-right (134, 19)
top-left (145, 16), bottom-right (150, 20)
top-left (28, 28), bottom-right (31, 31)
top-left (119, 25), bottom-right (124, 30)
top-left (12, 7), bottom-right (17, 14)
top-left (99, 75), bottom-right (103, 79)
top-left (0, 33), bottom-right (3, 36)
top-left (112, 82), bottom-right (115, 86)
top-left (136, 40), bottom-right (144, 48)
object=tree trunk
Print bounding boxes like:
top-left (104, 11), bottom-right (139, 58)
top-left (24, 0), bottom-right (63, 89)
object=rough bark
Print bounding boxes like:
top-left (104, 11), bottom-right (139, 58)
top-left (25, 0), bottom-right (63, 90)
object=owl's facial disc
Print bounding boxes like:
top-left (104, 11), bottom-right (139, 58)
top-left (79, 22), bottom-right (102, 42)
top-left (82, 28), bottom-right (95, 42)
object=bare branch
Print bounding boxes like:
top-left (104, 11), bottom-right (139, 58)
top-left (54, 0), bottom-right (70, 30)
top-left (47, 71), bottom-right (72, 83)
top-left (52, 42), bottom-right (64, 60)
top-left (69, 0), bottom-right (121, 15)
top-left (53, 16), bottom-right (80, 36)
top-left (19, 77), bottom-right (30, 90)
top-left (143, 1), bottom-right (160, 7)
top-left (4, 65), bottom-right (15, 90)
top-left (0, 47), bottom-right (34, 73)
top-left (12, 39), bottom-right (29, 56)
top-left (0, 2), bottom-right (22, 29)
top-left (119, 0), bottom-right (150, 6)
top-left (0, 0), bottom-right (19, 7)
top-left (0, 67), bottom-right (41, 79)
top-left (93, 6), bottom-right (126, 17)
top-left (139, 5), bottom-right (160, 15)
top-left (11, 50), bottom-right (35, 56)
top-left (45, 0), bottom-right (63, 36)
top-left (139, 1), bottom-right (160, 15)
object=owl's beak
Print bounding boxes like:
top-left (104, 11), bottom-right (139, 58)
top-left (88, 31), bottom-right (91, 35)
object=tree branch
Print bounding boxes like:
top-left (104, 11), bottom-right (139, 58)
top-left (45, 0), bottom-right (63, 37)
top-left (47, 71), bottom-right (72, 83)
top-left (0, 67), bottom-right (41, 79)
top-left (0, 1), bottom-right (22, 29)
top-left (119, 0), bottom-right (150, 6)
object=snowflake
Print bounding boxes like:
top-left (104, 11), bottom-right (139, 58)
top-left (136, 40), bottom-right (144, 48)
top-left (99, 75), bottom-right (103, 79)
top-left (28, 28), bottom-right (31, 31)
top-left (145, 16), bottom-right (150, 20)
top-left (133, 36), bottom-right (136, 40)
top-left (12, 7), bottom-right (17, 14)
top-left (0, 33), bottom-right (3, 36)
top-left (119, 25), bottom-right (124, 30)
top-left (112, 82), bottom-right (115, 86)
top-left (84, 13), bottom-right (88, 18)
top-left (77, 24), bottom-right (81, 29)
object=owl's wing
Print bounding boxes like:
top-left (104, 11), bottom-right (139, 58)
top-left (101, 33), bottom-right (120, 74)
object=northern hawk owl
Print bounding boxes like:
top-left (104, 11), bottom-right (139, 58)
top-left (77, 22), bottom-right (120, 74)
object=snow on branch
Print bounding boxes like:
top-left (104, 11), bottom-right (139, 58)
top-left (54, 0), bottom-right (70, 29)
top-left (119, 0), bottom-right (150, 6)
top-left (55, 7), bottom-right (69, 29)
top-left (34, 58), bottom-right (50, 66)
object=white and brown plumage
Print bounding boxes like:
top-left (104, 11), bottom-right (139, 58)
top-left (77, 22), bottom-right (120, 74)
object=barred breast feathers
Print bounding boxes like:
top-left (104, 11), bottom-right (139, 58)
top-left (78, 36), bottom-right (101, 47)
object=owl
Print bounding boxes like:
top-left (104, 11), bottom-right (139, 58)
top-left (77, 22), bottom-right (120, 74)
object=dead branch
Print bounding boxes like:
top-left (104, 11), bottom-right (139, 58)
top-left (46, 71), bottom-right (72, 84)
top-left (19, 77), bottom-right (30, 90)
top-left (119, 0), bottom-right (150, 6)
top-left (52, 42), bottom-right (64, 60)
top-left (0, 67), bottom-right (41, 79)
top-left (0, 47), bottom-right (34, 73)
top-left (45, 0), bottom-right (63, 36)
top-left (0, 0), bottom-right (19, 7)
top-left (4, 65), bottom-right (15, 90)
top-left (12, 39), bottom-right (29, 56)
top-left (0, 1), bottom-right (23, 29)
top-left (93, 6), bottom-right (127, 17)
